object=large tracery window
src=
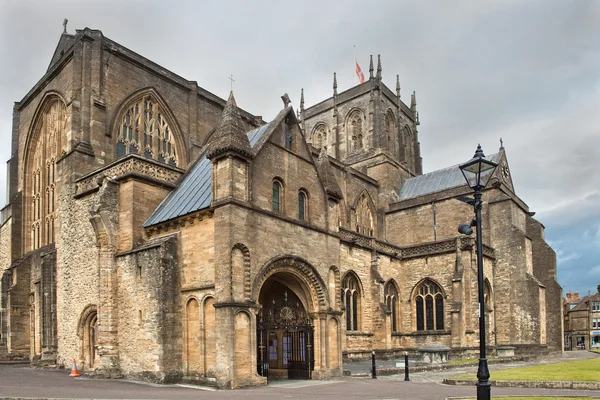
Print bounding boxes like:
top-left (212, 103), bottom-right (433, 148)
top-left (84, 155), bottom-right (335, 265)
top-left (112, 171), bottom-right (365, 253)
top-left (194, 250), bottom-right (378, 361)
top-left (29, 100), bottom-right (66, 250)
top-left (341, 272), bottom-right (361, 331)
top-left (385, 281), bottom-right (399, 333)
top-left (415, 279), bottom-right (444, 331)
top-left (116, 96), bottom-right (178, 166)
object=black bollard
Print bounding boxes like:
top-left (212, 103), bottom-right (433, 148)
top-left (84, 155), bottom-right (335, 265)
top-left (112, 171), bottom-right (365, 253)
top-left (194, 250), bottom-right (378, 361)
top-left (404, 352), bottom-right (410, 381)
top-left (372, 350), bottom-right (377, 379)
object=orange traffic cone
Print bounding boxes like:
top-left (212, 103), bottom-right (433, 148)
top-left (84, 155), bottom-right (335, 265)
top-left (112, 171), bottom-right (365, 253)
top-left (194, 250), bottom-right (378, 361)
top-left (69, 359), bottom-right (80, 377)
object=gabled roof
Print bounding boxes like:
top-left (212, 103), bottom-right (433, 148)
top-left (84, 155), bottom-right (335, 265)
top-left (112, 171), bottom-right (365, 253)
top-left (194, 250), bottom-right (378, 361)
top-left (143, 116), bottom-right (271, 228)
top-left (399, 152), bottom-right (502, 201)
top-left (48, 33), bottom-right (76, 71)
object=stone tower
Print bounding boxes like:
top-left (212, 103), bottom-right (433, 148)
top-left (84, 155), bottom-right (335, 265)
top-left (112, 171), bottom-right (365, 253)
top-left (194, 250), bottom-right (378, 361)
top-left (299, 55), bottom-right (422, 208)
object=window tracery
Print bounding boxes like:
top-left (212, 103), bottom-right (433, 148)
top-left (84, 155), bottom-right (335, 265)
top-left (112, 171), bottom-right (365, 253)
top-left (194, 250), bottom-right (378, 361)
top-left (385, 281), bottom-right (399, 332)
top-left (341, 273), bottom-right (361, 331)
top-left (116, 96), bottom-right (178, 166)
top-left (348, 111), bottom-right (363, 151)
top-left (355, 192), bottom-right (375, 237)
top-left (415, 279), bottom-right (444, 331)
top-left (312, 124), bottom-right (327, 150)
top-left (29, 100), bottom-right (66, 250)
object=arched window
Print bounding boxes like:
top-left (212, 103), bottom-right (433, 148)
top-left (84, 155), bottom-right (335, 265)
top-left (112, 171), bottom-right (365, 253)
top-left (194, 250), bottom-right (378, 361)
top-left (29, 99), bottom-right (66, 250)
top-left (116, 95), bottom-right (178, 166)
top-left (415, 279), bottom-right (444, 331)
top-left (403, 125), bottom-right (413, 168)
top-left (341, 273), bottom-right (361, 331)
top-left (385, 281), bottom-right (399, 333)
top-left (312, 124), bottom-right (327, 150)
top-left (298, 190), bottom-right (307, 221)
top-left (272, 180), bottom-right (282, 212)
top-left (355, 192), bottom-right (375, 237)
top-left (385, 111), bottom-right (395, 154)
top-left (484, 279), bottom-right (493, 309)
top-left (348, 111), bottom-right (363, 151)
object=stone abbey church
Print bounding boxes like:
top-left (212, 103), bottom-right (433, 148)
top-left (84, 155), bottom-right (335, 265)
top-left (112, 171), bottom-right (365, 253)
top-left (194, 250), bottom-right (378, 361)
top-left (0, 27), bottom-right (562, 388)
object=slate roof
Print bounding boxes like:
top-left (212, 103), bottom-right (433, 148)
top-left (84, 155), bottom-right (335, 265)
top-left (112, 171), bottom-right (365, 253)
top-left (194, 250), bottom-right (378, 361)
top-left (399, 152), bottom-right (501, 201)
top-left (143, 122), bottom-right (271, 227)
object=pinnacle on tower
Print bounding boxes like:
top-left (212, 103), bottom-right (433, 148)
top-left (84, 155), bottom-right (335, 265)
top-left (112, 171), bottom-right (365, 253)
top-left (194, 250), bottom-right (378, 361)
top-left (410, 90), bottom-right (417, 112)
top-left (206, 91), bottom-right (252, 160)
top-left (376, 54), bottom-right (382, 79)
top-left (369, 55), bottom-right (374, 79)
top-left (300, 88), bottom-right (305, 112)
top-left (396, 75), bottom-right (401, 99)
top-left (333, 72), bottom-right (338, 96)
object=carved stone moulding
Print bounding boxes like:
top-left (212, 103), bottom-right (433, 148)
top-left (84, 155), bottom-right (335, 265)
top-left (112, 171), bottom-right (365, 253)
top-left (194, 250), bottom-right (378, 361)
top-left (74, 154), bottom-right (183, 198)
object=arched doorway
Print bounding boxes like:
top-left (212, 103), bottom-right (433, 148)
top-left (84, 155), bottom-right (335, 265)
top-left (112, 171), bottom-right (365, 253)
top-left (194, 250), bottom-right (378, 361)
top-left (257, 278), bottom-right (314, 380)
top-left (78, 305), bottom-right (99, 370)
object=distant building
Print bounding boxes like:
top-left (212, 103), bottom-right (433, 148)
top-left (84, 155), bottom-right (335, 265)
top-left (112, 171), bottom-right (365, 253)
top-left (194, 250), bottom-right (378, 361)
top-left (563, 285), bottom-right (600, 350)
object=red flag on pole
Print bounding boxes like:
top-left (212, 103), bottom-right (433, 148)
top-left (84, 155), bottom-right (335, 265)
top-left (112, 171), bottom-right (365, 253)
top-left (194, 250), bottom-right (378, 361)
top-left (356, 61), bottom-right (365, 84)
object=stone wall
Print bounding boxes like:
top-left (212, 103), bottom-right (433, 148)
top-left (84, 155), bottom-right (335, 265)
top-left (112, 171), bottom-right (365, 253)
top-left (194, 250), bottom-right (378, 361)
top-left (116, 235), bottom-right (181, 382)
top-left (0, 219), bottom-right (11, 276)
top-left (55, 182), bottom-right (99, 368)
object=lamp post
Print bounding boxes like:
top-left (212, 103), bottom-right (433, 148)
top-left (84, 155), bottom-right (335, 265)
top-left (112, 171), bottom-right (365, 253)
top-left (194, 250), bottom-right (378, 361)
top-left (458, 144), bottom-right (498, 400)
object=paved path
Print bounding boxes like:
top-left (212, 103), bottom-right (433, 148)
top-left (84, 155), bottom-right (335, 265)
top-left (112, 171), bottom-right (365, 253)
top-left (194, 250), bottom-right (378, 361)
top-left (0, 352), bottom-right (598, 400)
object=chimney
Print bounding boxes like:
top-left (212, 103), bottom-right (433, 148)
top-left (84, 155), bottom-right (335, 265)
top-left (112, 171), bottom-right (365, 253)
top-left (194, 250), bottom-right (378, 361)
top-left (597, 284), bottom-right (600, 294)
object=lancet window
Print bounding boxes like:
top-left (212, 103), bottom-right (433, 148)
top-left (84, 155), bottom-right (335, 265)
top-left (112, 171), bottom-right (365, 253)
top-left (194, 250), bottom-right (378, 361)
top-left (385, 111), bottom-right (395, 155)
top-left (272, 180), bottom-right (283, 212)
top-left (116, 96), bottom-right (178, 166)
top-left (298, 190), bottom-right (307, 221)
top-left (415, 279), bottom-right (444, 331)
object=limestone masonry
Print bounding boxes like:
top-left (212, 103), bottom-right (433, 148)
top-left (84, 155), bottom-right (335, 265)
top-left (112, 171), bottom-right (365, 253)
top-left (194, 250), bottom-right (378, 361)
top-left (0, 27), bottom-right (562, 389)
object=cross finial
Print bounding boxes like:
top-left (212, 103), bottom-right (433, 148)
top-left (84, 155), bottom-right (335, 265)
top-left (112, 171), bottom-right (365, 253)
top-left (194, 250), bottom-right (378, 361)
top-left (500, 137), bottom-right (504, 150)
top-left (63, 18), bottom-right (68, 34)
top-left (228, 74), bottom-right (235, 92)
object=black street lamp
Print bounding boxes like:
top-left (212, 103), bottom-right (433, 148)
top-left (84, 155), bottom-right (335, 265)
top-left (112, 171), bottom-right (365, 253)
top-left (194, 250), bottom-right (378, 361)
top-left (458, 144), bottom-right (498, 400)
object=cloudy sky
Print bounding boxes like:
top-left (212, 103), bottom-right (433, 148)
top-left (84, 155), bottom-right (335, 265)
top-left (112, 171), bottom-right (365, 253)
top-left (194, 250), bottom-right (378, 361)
top-left (1, 0), bottom-right (599, 295)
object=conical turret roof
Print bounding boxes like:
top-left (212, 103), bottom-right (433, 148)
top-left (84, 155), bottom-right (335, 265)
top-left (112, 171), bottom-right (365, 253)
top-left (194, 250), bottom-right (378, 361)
top-left (206, 92), bottom-right (253, 160)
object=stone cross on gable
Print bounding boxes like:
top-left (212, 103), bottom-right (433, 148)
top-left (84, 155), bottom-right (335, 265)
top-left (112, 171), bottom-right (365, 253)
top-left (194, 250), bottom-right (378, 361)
top-left (63, 18), bottom-right (68, 34)
top-left (228, 74), bottom-right (235, 92)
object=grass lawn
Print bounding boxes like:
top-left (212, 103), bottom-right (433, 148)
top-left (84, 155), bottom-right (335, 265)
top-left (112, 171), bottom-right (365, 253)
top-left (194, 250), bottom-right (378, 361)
top-left (591, 349), bottom-right (600, 354)
top-left (451, 357), bottom-right (600, 382)
top-left (459, 398), bottom-right (595, 400)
